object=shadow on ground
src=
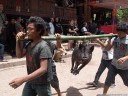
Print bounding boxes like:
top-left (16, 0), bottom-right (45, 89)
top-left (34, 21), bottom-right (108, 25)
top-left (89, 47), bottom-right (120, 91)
top-left (66, 87), bottom-right (83, 96)
top-left (85, 82), bottom-right (104, 90)
top-left (52, 83), bottom-right (104, 96)
top-left (52, 86), bottom-right (83, 96)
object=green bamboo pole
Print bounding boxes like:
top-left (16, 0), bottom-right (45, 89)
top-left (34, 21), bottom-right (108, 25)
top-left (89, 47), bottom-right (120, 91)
top-left (24, 34), bottom-right (117, 40)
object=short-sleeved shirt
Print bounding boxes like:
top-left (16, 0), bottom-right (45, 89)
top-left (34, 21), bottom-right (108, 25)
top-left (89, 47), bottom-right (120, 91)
top-left (54, 22), bottom-right (63, 34)
top-left (25, 40), bottom-right (53, 84)
top-left (45, 34), bottom-right (56, 52)
top-left (102, 38), bottom-right (114, 60)
top-left (81, 27), bottom-right (88, 33)
top-left (112, 35), bottom-right (128, 70)
top-left (68, 25), bottom-right (76, 35)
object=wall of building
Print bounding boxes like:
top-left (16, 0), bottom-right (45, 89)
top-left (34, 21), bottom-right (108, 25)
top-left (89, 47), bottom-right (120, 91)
top-left (0, 0), bottom-right (76, 20)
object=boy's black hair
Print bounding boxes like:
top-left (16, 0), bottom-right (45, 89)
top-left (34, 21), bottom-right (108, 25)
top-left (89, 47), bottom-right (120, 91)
top-left (27, 16), bottom-right (46, 35)
top-left (116, 24), bottom-right (128, 33)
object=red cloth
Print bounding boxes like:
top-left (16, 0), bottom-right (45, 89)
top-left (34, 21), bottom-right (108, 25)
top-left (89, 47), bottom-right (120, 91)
top-left (100, 25), bottom-right (117, 34)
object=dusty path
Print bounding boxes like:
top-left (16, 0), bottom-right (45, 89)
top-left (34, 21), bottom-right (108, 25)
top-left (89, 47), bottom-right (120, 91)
top-left (0, 47), bottom-right (127, 96)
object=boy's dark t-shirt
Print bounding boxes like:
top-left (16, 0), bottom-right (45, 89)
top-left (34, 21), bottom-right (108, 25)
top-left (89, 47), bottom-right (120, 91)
top-left (25, 40), bottom-right (53, 84)
top-left (46, 40), bottom-right (56, 56)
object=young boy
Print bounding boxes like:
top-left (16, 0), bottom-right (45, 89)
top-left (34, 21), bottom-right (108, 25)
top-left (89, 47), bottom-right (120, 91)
top-left (44, 22), bottom-right (62, 96)
top-left (9, 16), bottom-right (53, 96)
top-left (92, 37), bottom-right (115, 87)
top-left (103, 24), bottom-right (128, 95)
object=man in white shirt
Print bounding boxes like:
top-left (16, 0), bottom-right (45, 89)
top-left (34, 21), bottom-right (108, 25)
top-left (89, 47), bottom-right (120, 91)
top-left (81, 22), bottom-right (91, 35)
top-left (48, 17), bottom-right (55, 35)
top-left (91, 38), bottom-right (115, 87)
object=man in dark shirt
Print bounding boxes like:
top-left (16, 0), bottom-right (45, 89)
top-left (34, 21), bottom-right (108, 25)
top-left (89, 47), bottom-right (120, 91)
top-left (9, 16), bottom-right (53, 96)
top-left (54, 17), bottom-right (63, 34)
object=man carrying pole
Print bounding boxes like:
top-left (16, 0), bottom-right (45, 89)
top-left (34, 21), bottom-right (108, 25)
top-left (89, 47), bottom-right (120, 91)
top-left (103, 23), bottom-right (128, 95)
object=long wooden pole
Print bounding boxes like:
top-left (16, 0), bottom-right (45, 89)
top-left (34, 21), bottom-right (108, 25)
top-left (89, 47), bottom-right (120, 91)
top-left (23, 34), bottom-right (117, 40)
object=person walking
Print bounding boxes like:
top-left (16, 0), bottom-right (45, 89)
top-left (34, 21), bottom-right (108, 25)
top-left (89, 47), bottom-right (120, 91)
top-left (44, 22), bottom-right (62, 96)
top-left (103, 24), bottom-right (128, 95)
top-left (92, 38), bottom-right (115, 87)
top-left (9, 16), bottom-right (53, 96)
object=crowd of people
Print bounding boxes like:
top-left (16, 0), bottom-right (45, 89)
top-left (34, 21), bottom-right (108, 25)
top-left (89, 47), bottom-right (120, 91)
top-left (0, 4), bottom-right (24, 60)
top-left (0, 3), bottom-right (101, 61)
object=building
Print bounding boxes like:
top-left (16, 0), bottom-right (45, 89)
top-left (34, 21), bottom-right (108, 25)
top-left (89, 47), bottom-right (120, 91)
top-left (1, 0), bottom-right (128, 21)
top-left (78, 0), bottom-right (128, 22)
top-left (0, 0), bottom-right (77, 20)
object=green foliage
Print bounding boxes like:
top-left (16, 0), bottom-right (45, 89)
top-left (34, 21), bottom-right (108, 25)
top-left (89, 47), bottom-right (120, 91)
top-left (117, 9), bottom-right (128, 23)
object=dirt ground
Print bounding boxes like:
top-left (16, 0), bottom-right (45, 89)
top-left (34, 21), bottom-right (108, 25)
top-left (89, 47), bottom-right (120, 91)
top-left (0, 47), bottom-right (128, 96)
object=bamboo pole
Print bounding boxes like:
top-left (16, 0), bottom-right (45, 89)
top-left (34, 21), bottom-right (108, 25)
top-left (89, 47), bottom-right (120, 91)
top-left (24, 34), bottom-right (117, 40)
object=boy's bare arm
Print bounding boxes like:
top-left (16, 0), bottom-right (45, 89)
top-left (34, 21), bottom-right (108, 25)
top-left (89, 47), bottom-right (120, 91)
top-left (117, 56), bottom-right (128, 64)
top-left (95, 38), bottom-right (106, 47)
top-left (9, 58), bottom-right (48, 89)
top-left (95, 38), bottom-right (113, 50)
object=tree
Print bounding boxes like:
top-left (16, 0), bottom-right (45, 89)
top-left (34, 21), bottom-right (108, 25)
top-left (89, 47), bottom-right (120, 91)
top-left (117, 9), bottom-right (128, 23)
